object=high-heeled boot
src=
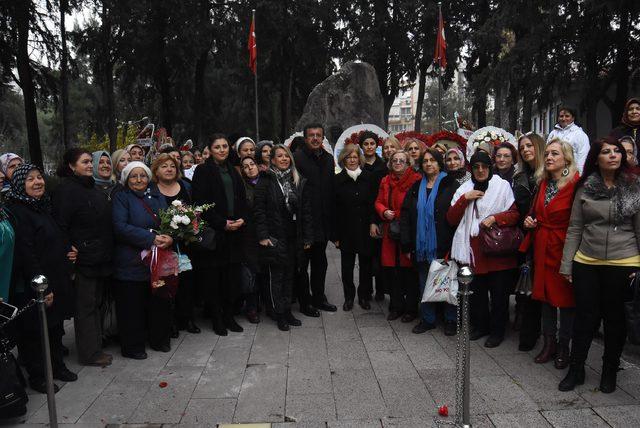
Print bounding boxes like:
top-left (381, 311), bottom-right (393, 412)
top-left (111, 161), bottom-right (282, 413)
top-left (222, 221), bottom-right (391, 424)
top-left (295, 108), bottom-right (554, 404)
top-left (534, 334), bottom-right (556, 364)
top-left (558, 364), bottom-right (585, 391)
top-left (600, 365), bottom-right (618, 393)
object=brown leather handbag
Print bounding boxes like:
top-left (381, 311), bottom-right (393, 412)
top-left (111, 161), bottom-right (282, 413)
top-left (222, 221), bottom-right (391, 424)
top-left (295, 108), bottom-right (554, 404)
top-left (479, 224), bottom-right (524, 256)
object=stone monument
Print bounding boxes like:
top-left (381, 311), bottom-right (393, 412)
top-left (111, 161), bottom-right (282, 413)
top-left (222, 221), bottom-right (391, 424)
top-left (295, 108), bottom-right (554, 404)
top-left (295, 61), bottom-right (385, 144)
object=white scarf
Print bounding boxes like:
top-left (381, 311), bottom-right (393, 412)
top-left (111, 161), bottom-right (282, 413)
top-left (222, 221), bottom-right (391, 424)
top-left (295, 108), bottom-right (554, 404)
top-left (346, 167), bottom-right (362, 181)
top-left (450, 175), bottom-right (515, 265)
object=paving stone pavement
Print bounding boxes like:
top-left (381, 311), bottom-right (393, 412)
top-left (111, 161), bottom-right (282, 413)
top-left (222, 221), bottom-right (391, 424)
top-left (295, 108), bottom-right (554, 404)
top-left (6, 247), bottom-right (640, 427)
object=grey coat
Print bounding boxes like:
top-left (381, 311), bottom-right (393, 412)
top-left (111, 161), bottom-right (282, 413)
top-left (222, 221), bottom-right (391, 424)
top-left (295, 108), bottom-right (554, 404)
top-left (560, 174), bottom-right (640, 275)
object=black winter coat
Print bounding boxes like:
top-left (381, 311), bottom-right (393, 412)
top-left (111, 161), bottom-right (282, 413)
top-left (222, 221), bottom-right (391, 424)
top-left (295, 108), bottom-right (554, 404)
top-left (52, 175), bottom-right (113, 277)
top-left (400, 175), bottom-right (460, 259)
top-left (191, 158), bottom-right (248, 265)
top-left (253, 171), bottom-right (313, 266)
top-left (331, 169), bottom-right (377, 255)
top-left (512, 168), bottom-right (537, 222)
top-left (293, 145), bottom-right (335, 243)
top-left (8, 201), bottom-right (74, 329)
top-left (240, 177), bottom-right (261, 267)
top-left (363, 156), bottom-right (388, 189)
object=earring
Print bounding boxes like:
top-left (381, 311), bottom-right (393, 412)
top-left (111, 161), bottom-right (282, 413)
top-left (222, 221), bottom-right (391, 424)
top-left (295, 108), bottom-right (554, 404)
top-left (562, 167), bottom-right (569, 177)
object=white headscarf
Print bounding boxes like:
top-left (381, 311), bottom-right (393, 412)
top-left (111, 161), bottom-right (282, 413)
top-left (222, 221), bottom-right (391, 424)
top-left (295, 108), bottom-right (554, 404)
top-left (120, 161), bottom-right (152, 186)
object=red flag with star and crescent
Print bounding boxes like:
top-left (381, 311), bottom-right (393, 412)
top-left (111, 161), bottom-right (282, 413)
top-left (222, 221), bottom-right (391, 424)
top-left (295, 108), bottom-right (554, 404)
top-left (248, 16), bottom-right (257, 74)
top-left (433, 9), bottom-right (447, 70)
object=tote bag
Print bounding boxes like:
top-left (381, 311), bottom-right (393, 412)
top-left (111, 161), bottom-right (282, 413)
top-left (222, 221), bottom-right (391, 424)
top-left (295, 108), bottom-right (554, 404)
top-left (421, 259), bottom-right (459, 306)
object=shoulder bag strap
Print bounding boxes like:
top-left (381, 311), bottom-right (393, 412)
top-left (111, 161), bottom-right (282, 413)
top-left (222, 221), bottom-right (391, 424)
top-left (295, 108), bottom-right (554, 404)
top-left (138, 197), bottom-right (160, 227)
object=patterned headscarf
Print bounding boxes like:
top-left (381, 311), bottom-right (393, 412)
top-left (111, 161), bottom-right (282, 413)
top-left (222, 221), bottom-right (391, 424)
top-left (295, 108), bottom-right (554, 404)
top-left (0, 153), bottom-right (24, 175)
top-left (7, 163), bottom-right (51, 213)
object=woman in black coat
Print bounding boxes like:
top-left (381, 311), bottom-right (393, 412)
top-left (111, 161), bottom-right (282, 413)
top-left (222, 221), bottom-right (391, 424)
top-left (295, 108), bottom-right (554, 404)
top-left (254, 144), bottom-right (313, 331)
top-left (7, 163), bottom-right (77, 393)
top-left (191, 134), bottom-right (248, 336)
top-left (52, 148), bottom-right (114, 368)
top-left (400, 149), bottom-right (461, 336)
top-left (332, 144), bottom-right (378, 311)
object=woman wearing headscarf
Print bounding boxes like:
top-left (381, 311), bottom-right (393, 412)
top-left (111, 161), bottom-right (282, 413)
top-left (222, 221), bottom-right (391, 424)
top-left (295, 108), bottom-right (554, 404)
top-left (610, 97), bottom-right (640, 142)
top-left (512, 133), bottom-right (545, 350)
top-left (254, 145), bottom-right (313, 331)
top-left (52, 148), bottom-right (114, 367)
top-left (522, 139), bottom-right (579, 369)
top-left (7, 163), bottom-right (77, 393)
top-left (125, 143), bottom-right (145, 162)
top-left (401, 149), bottom-right (461, 335)
top-left (444, 148), bottom-right (471, 185)
top-left (559, 137), bottom-right (640, 393)
top-left (447, 151), bottom-right (520, 348)
top-left (375, 150), bottom-right (422, 321)
top-left (191, 134), bottom-right (248, 336)
top-left (92, 150), bottom-right (118, 199)
top-left (112, 161), bottom-right (173, 358)
top-left (332, 144), bottom-right (378, 310)
top-left (0, 153), bottom-right (24, 199)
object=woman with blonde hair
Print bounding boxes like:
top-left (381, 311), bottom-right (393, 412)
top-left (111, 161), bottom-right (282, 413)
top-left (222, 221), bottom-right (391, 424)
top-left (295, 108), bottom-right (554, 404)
top-left (521, 138), bottom-right (579, 367)
top-left (382, 137), bottom-right (402, 163)
top-left (375, 150), bottom-right (422, 320)
top-left (111, 149), bottom-right (131, 183)
top-left (513, 132), bottom-right (545, 348)
top-left (332, 144), bottom-right (378, 310)
top-left (403, 138), bottom-right (427, 167)
top-left (254, 144), bottom-right (313, 330)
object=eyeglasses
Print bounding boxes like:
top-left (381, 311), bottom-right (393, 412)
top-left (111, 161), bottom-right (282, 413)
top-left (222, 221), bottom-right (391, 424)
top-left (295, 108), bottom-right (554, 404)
top-left (129, 174), bottom-right (149, 181)
top-left (391, 158), bottom-right (407, 164)
top-left (472, 164), bottom-right (488, 170)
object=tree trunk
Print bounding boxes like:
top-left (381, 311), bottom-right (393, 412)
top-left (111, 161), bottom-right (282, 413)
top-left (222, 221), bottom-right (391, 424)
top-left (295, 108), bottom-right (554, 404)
top-left (609, 6), bottom-right (631, 127)
top-left (414, 64), bottom-right (427, 132)
top-left (494, 81), bottom-right (503, 128)
top-left (507, 82), bottom-right (519, 132)
top-left (193, 48), bottom-right (208, 144)
top-left (521, 87), bottom-right (533, 132)
top-left (101, 2), bottom-right (117, 152)
top-left (16, 1), bottom-right (43, 167)
top-left (60, 0), bottom-right (70, 149)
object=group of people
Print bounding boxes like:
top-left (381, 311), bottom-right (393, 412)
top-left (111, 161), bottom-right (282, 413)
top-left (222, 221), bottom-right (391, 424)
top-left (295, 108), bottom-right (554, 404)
top-left (1, 98), bottom-right (640, 397)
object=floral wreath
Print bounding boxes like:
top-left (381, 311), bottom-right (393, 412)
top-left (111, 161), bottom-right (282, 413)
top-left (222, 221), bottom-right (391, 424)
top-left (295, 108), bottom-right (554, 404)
top-left (466, 126), bottom-right (516, 160)
top-left (425, 131), bottom-right (467, 152)
top-left (395, 131), bottom-right (430, 147)
top-left (344, 130), bottom-right (385, 147)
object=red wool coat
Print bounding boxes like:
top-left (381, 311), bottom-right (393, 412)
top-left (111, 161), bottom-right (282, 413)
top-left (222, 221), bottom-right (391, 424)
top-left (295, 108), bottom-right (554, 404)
top-left (520, 176), bottom-right (578, 308)
top-left (375, 168), bottom-right (422, 267)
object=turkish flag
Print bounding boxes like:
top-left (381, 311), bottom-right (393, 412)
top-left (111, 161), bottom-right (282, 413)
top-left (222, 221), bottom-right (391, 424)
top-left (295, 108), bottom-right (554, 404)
top-left (248, 17), bottom-right (257, 74)
top-left (433, 10), bottom-right (447, 70)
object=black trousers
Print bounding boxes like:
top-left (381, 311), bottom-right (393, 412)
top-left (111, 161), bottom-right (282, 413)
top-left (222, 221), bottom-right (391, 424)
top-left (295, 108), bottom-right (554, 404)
top-left (298, 241), bottom-right (329, 306)
top-left (518, 295), bottom-right (542, 348)
top-left (73, 272), bottom-right (105, 363)
top-left (175, 270), bottom-right (196, 325)
top-left (114, 280), bottom-right (171, 354)
top-left (371, 238), bottom-right (385, 295)
top-left (385, 266), bottom-right (419, 315)
top-left (340, 250), bottom-right (373, 301)
top-left (17, 322), bottom-right (65, 383)
top-left (570, 262), bottom-right (634, 368)
top-left (470, 269), bottom-right (517, 339)
top-left (200, 263), bottom-right (240, 319)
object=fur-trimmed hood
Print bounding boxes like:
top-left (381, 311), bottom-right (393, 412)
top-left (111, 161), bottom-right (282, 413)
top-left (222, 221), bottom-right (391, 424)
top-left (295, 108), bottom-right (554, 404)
top-left (583, 172), bottom-right (640, 224)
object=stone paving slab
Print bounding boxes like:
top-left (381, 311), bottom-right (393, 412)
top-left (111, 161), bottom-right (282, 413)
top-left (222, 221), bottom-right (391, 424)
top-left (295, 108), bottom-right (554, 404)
top-left (11, 247), bottom-right (640, 427)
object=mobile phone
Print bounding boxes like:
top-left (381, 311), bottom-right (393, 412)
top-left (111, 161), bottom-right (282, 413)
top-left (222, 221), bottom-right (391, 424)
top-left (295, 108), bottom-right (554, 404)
top-left (0, 301), bottom-right (18, 321)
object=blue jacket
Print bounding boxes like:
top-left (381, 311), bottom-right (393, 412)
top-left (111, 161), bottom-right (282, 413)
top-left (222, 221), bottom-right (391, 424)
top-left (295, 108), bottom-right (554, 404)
top-left (112, 186), bottom-right (167, 281)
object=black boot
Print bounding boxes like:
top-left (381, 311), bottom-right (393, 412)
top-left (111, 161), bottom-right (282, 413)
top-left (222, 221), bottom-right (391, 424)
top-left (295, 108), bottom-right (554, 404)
top-left (558, 364), bottom-right (585, 391)
top-left (285, 311), bottom-right (302, 327)
top-left (224, 315), bottom-right (244, 333)
top-left (600, 365), bottom-right (618, 394)
top-left (277, 314), bottom-right (290, 332)
top-left (212, 314), bottom-right (228, 336)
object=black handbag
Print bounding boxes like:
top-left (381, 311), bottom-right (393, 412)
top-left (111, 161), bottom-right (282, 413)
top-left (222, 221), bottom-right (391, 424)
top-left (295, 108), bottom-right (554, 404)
top-left (625, 272), bottom-right (640, 345)
top-left (386, 185), bottom-right (401, 241)
top-left (188, 227), bottom-right (217, 251)
top-left (0, 337), bottom-right (27, 419)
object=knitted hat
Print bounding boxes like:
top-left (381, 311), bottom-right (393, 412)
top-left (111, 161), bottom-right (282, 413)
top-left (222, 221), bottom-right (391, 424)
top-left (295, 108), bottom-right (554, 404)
top-left (120, 161), bottom-right (152, 186)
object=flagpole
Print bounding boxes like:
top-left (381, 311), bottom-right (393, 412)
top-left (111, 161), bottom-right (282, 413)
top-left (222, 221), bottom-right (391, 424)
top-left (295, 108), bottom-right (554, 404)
top-left (437, 2), bottom-right (442, 131)
top-left (252, 10), bottom-right (260, 142)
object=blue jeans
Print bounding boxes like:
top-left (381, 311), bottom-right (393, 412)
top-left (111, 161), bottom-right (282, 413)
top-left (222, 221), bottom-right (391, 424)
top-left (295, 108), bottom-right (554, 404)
top-left (417, 261), bottom-right (457, 324)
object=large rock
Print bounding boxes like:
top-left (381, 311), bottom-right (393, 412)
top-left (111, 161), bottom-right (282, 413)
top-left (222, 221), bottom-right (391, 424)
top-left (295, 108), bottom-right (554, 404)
top-left (295, 61), bottom-right (385, 144)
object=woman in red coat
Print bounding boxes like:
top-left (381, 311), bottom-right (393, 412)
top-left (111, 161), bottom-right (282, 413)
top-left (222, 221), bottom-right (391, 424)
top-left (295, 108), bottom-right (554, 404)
top-left (375, 150), bottom-right (421, 321)
top-left (522, 139), bottom-right (579, 369)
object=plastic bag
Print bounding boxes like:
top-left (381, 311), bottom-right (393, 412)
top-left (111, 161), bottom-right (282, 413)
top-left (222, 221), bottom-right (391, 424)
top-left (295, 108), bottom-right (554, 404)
top-left (143, 246), bottom-right (179, 299)
top-left (421, 259), bottom-right (459, 305)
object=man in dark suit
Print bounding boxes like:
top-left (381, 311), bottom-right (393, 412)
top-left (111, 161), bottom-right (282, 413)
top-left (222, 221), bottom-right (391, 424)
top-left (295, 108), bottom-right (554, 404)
top-left (293, 123), bottom-right (337, 315)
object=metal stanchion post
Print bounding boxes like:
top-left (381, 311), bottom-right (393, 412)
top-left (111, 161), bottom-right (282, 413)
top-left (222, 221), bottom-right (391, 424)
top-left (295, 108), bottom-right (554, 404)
top-left (31, 275), bottom-right (58, 428)
top-left (457, 266), bottom-right (474, 428)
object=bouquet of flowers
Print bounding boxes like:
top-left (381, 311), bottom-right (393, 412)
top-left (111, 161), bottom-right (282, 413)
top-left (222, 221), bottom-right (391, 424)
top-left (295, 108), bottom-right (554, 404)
top-left (156, 200), bottom-right (214, 243)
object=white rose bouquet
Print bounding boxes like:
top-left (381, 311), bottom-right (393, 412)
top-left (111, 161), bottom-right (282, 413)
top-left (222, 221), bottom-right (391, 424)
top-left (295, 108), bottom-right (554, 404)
top-left (156, 199), bottom-right (214, 243)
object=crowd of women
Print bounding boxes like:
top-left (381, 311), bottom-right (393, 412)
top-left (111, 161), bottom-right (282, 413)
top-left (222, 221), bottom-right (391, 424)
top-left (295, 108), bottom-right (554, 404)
top-left (1, 98), bottom-right (640, 397)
